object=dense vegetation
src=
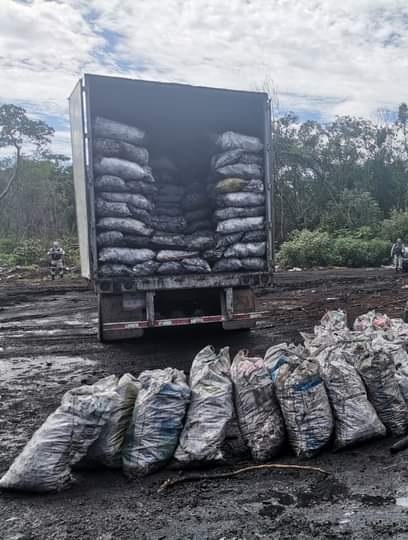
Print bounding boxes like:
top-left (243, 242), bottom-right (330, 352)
top-left (1, 102), bottom-right (407, 269)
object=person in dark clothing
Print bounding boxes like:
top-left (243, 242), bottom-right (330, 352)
top-left (391, 238), bottom-right (405, 272)
top-left (47, 241), bottom-right (65, 279)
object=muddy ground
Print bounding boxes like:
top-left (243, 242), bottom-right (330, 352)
top-left (2, 268), bottom-right (408, 539)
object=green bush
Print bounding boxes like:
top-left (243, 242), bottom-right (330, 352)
top-left (330, 237), bottom-right (390, 267)
top-left (380, 210), bottom-right (408, 242)
top-left (277, 230), bottom-right (332, 268)
top-left (277, 229), bottom-right (390, 268)
top-left (12, 239), bottom-right (46, 266)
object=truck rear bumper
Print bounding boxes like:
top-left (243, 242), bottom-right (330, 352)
top-left (102, 310), bottom-right (268, 331)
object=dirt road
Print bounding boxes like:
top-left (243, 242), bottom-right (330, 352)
top-left (1, 268), bottom-right (408, 539)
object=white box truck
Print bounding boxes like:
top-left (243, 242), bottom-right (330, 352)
top-left (69, 74), bottom-right (273, 341)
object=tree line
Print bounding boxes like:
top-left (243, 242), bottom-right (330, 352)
top-left (0, 102), bottom-right (407, 266)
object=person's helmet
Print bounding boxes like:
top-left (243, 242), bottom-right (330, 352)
top-left (53, 241), bottom-right (59, 248)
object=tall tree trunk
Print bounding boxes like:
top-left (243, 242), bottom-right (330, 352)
top-left (0, 146), bottom-right (20, 201)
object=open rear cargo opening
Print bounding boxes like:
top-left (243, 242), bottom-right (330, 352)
top-left (81, 74), bottom-right (272, 284)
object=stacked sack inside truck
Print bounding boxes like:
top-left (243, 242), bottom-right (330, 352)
top-left (209, 131), bottom-right (267, 273)
top-left (93, 117), bottom-right (158, 277)
top-left (150, 159), bottom-right (212, 275)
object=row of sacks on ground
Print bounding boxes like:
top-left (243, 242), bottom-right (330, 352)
top-left (4, 308), bottom-right (407, 493)
top-left (92, 117), bottom-right (267, 276)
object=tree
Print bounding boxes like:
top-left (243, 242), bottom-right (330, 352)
top-left (321, 189), bottom-right (382, 232)
top-left (0, 104), bottom-right (54, 201)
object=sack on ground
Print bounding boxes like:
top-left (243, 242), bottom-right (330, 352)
top-left (352, 337), bottom-right (408, 436)
top-left (231, 351), bottom-right (285, 462)
top-left (268, 356), bottom-right (334, 458)
top-left (86, 374), bottom-right (140, 468)
top-left (175, 346), bottom-right (233, 464)
top-left (317, 349), bottom-right (386, 448)
top-left (122, 368), bottom-right (190, 476)
top-left (0, 377), bottom-right (117, 492)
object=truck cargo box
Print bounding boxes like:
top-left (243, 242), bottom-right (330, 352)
top-left (69, 74), bottom-right (273, 340)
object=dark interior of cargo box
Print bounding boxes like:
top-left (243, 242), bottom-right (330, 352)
top-left (86, 74), bottom-right (266, 178)
top-left (86, 74), bottom-right (269, 279)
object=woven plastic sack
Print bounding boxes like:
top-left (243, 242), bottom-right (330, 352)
top-left (224, 242), bottom-right (266, 258)
top-left (152, 216), bottom-right (186, 234)
top-left (102, 192), bottom-right (154, 212)
top-left (181, 257), bottom-right (211, 273)
top-left (216, 192), bottom-right (265, 208)
top-left (99, 247), bottom-right (155, 265)
top-left (94, 138), bottom-right (149, 166)
top-left (214, 206), bottom-right (265, 221)
top-left (317, 349), bottom-right (386, 448)
top-left (212, 257), bottom-right (266, 272)
top-left (0, 377), bottom-right (117, 492)
top-left (212, 149), bottom-right (263, 169)
top-left (215, 131), bottom-right (263, 153)
top-left (265, 353), bottom-right (333, 459)
top-left (96, 199), bottom-right (131, 218)
top-left (97, 217), bottom-right (153, 237)
top-left (122, 368), bottom-right (190, 476)
top-left (216, 163), bottom-right (263, 180)
top-left (175, 346), bottom-right (233, 464)
top-left (353, 311), bottom-right (391, 332)
top-left (216, 216), bottom-right (264, 235)
top-left (215, 178), bottom-right (248, 193)
top-left (231, 351), bottom-right (285, 461)
top-left (94, 116), bottom-right (145, 145)
top-left (94, 157), bottom-right (153, 182)
top-left (352, 337), bottom-right (408, 436)
top-left (157, 262), bottom-right (185, 275)
top-left (97, 231), bottom-right (124, 247)
top-left (132, 261), bottom-right (159, 276)
top-left (320, 310), bottom-right (348, 332)
top-left (95, 175), bottom-right (128, 193)
top-left (99, 264), bottom-right (133, 276)
top-left (156, 250), bottom-right (199, 262)
top-left (86, 374), bottom-right (140, 467)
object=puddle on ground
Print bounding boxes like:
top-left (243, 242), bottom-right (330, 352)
top-left (0, 355), bottom-right (97, 382)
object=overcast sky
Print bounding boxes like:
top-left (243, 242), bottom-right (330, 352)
top-left (1, 0), bottom-right (408, 156)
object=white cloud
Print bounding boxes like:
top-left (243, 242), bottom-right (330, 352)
top-left (1, 0), bottom-right (408, 156)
